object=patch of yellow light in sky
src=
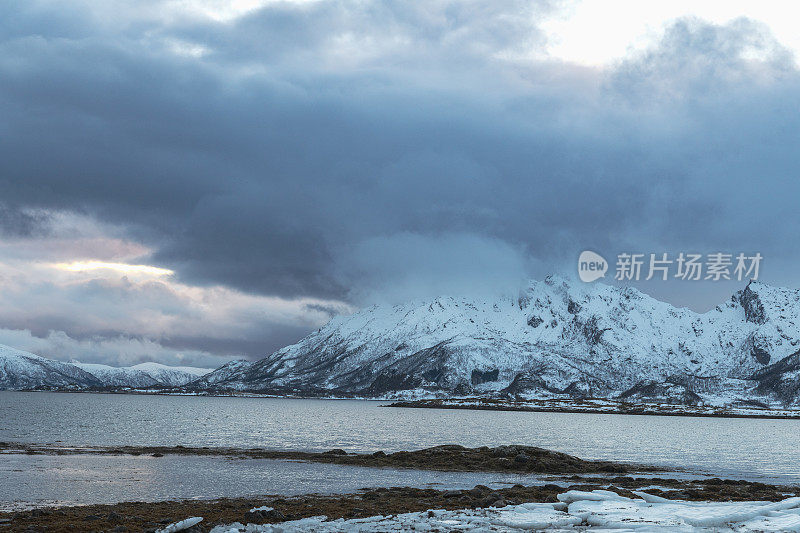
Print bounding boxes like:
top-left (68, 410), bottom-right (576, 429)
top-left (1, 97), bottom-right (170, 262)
top-left (53, 261), bottom-right (174, 276)
top-left (541, 0), bottom-right (800, 66)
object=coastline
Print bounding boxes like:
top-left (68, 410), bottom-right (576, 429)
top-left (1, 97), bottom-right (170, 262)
top-left (386, 397), bottom-right (800, 420)
top-left (7, 389), bottom-right (800, 420)
top-left (0, 442), bottom-right (655, 475)
top-left (2, 467), bottom-right (798, 532)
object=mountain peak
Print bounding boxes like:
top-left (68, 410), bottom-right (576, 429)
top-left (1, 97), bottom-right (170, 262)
top-left (190, 277), bottom-right (800, 405)
top-left (0, 347), bottom-right (213, 390)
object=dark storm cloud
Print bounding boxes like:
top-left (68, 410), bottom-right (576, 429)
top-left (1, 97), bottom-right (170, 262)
top-left (0, 204), bottom-right (51, 237)
top-left (1, 0), bottom-right (799, 333)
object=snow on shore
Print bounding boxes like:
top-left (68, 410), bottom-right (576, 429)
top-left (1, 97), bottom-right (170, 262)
top-left (211, 490), bottom-right (800, 532)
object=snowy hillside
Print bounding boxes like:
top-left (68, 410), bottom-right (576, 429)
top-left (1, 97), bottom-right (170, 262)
top-left (71, 361), bottom-right (212, 388)
top-left (71, 362), bottom-right (161, 387)
top-left (191, 276), bottom-right (800, 405)
top-left (129, 362), bottom-right (212, 386)
top-left (0, 344), bottom-right (213, 390)
top-left (0, 345), bottom-right (101, 390)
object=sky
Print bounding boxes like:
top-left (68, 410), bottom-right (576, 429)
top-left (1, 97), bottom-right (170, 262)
top-left (1, 0), bottom-right (799, 368)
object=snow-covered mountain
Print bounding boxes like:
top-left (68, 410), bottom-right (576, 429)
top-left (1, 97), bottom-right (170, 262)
top-left (191, 276), bottom-right (800, 405)
top-left (0, 345), bottom-right (213, 390)
top-left (127, 362), bottom-right (212, 386)
top-left (0, 345), bottom-right (102, 390)
top-left (70, 362), bottom-right (161, 387)
top-left (70, 361), bottom-right (212, 388)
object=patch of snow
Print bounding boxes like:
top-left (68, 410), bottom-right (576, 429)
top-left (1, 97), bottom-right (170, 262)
top-left (157, 516), bottom-right (203, 532)
top-left (210, 490), bottom-right (800, 532)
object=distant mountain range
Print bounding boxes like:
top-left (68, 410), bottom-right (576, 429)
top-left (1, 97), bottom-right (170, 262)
top-left (4, 277), bottom-right (800, 407)
top-left (189, 277), bottom-right (800, 407)
top-left (0, 346), bottom-right (211, 390)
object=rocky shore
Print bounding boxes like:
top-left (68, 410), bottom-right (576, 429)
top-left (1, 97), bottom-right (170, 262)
top-left (2, 475), bottom-right (797, 532)
top-left (0, 442), bottom-right (651, 474)
top-left (2, 444), bottom-right (799, 532)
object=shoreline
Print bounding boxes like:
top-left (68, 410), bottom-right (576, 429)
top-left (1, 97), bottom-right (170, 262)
top-left (2, 473), bottom-right (798, 532)
top-left (6, 390), bottom-right (800, 420)
top-left (0, 442), bottom-right (656, 475)
top-left (3, 443), bottom-right (799, 531)
top-left (387, 398), bottom-right (800, 420)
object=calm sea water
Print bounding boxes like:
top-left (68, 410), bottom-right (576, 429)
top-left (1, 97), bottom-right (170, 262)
top-left (0, 453), bottom-right (562, 511)
top-left (2, 391), bottom-right (800, 508)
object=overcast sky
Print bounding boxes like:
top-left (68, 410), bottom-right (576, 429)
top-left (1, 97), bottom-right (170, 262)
top-left (1, 0), bottom-right (799, 367)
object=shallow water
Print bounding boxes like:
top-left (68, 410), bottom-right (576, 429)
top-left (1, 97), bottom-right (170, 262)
top-left (0, 453), bottom-right (560, 511)
top-left (2, 390), bottom-right (800, 506)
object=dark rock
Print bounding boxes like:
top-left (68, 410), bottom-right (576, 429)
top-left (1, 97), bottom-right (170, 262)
top-left (468, 485), bottom-right (491, 497)
top-left (470, 368), bottom-right (499, 385)
top-left (480, 495), bottom-right (503, 507)
top-left (514, 452), bottom-right (530, 464)
top-left (750, 349), bottom-right (800, 403)
top-left (734, 283), bottom-right (767, 324)
top-left (527, 315), bottom-right (543, 328)
top-left (107, 511), bottom-right (123, 524)
top-left (751, 345), bottom-right (771, 365)
top-left (579, 315), bottom-right (608, 345)
top-left (323, 449), bottom-right (348, 455)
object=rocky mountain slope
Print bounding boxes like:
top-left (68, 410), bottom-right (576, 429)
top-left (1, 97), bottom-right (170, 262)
top-left (0, 346), bottom-right (212, 390)
top-left (190, 277), bottom-right (800, 405)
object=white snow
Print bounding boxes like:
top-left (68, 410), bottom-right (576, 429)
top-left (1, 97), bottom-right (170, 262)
top-left (70, 362), bottom-right (161, 388)
top-left (157, 516), bottom-right (203, 532)
top-left (130, 361), bottom-right (213, 377)
top-left (0, 341), bottom-right (213, 390)
top-left (0, 344), bottom-right (101, 389)
top-left (71, 360), bottom-right (212, 387)
top-left (196, 276), bottom-right (800, 405)
top-left (210, 490), bottom-right (800, 532)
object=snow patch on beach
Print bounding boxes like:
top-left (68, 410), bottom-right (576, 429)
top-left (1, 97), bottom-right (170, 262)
top-left (211, 490), bottom-right (800, 532)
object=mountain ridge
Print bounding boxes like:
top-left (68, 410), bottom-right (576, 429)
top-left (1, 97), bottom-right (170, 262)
top-left (5, 277), bottom-right (800, 407)
top-left (0, 346), bottom-right (212, 390)
top-left (190, 276), bottom-right (800, 406)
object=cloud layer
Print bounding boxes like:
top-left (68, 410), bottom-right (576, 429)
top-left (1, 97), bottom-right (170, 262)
top-left (1, 1), bottom-right (799, 364)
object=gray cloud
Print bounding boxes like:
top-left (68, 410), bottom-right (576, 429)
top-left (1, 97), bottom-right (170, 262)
top-left (0, 205), bottom-right (51, 237)
top-left (0, 2), bottom-right (799, 365)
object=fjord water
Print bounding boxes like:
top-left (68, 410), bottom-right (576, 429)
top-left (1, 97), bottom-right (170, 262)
top-left (3, 392), bottom-right (800, 480)
top-left (0, 453), bottom-right (558, 511)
